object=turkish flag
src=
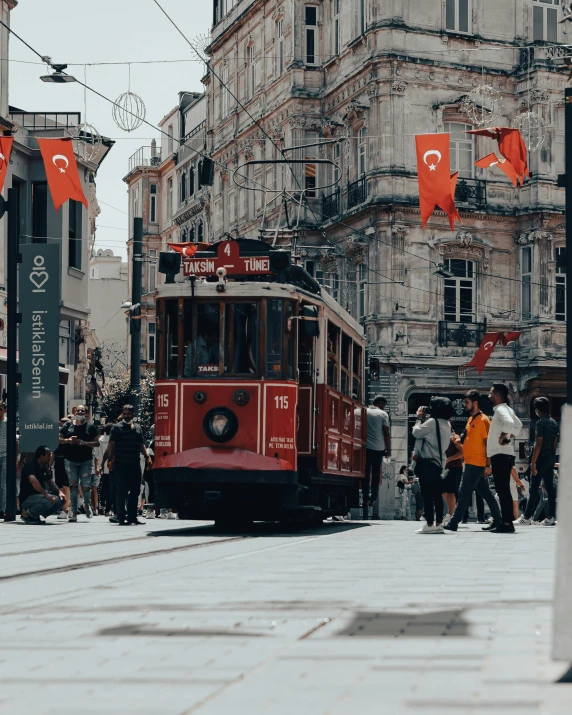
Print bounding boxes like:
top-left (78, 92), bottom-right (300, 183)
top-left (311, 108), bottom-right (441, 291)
top-left (465, 332), bottom-right (503, 374)
top-left (0, 137), bottom-right (14, 194)
top-left (475, 152), bottom-right (519, 188)
top-left (415, 133), bottom-right (460, 232)
top-left (37, 138), bottom-right (88, 212)
top-left (167, 242), bottom-right (210, 257)
top-left (501, 331), bottom-right (521, 346)
top-left (467, 128), bottom-right (529, 185)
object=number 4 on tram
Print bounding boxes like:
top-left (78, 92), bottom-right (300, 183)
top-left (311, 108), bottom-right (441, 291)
top-left (152, 239), bottom-right (367, 524)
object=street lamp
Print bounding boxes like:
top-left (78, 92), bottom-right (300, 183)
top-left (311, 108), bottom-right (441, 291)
top-left (40, 64), bottom-right (77, 84)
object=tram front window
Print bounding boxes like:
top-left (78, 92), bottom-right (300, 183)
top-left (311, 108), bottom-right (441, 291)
top-left (224, 303), bottom-right (258, 375)
top-left (184, 303), bottom-right (221, 377)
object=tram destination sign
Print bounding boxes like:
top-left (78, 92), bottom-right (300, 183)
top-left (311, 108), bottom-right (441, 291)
top-left (182, 240), bottom-right (270, 278)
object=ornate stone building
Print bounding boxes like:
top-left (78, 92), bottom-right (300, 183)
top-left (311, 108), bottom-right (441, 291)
top-left (205, 0), bottom-right (568, 466)
top-left (124, 92), bottom-right (207, 370)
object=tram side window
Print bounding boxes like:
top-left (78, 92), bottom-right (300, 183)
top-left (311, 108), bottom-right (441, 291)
top-left (185, 303), bottom-right (220, 377)
top-left (266, 300), bottom-right (285, 378)
top-left (352, 342), bottom-right (363, 401)
top-left (341, 333), bottom-right (352, 397)
top-left (166, 300), bottom-right (179, 378)
top-left (327, 322), bottom-right (340, 390)
top-left (286, 301), bottom-right (296, 379)
top-left (224, 303), bottom-right (258, 375)
top-left (298, 308), bottom-right (314, 384)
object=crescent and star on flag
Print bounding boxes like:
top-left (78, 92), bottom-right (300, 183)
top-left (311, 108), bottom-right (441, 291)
top-left (52, 155), bottom-right (69, 174)
top-left (423, 150), bottom-right (442, 172)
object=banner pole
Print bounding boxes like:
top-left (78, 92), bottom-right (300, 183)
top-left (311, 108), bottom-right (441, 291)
top-left (4, 188), bottom-right (19, 522)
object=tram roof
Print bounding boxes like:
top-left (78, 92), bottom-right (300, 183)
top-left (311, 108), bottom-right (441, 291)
top-left (156, 278), bottom-right (365, 341)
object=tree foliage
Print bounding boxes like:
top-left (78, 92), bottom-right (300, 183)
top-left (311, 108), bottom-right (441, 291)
top-left (101, 370), bottom-right (155, 441)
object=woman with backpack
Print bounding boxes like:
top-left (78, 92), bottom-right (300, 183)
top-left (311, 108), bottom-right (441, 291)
top-left (412, 396), bottom-right (453, 534)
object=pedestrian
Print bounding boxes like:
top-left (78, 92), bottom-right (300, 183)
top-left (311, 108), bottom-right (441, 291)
top-left (412, 397), bottom-right (452, 534)
top-left (516, 396), bottom-right (559, 526)
top-left (396, 465), bottom-right (413, 520)
top-left (19, 446), bottom-right (65, 524)
top-left (444, 390), bottom-right (504, 533)
top-left (510, 465), bottom-right (528, 520)
top-left (50, 418), bottom-right (72, 520)
top-left (96, 425), bottom-right (115, 516)
top-left (487, 383), bottom-right (523, 533)
top-left (0, 402), bottom-right (7, 519)
top-left (105, 405), bottom-right (152, 526)
top-left (59, 405), bottom-right (100, 522)
top-left (442, 427), bottom-right (464, 527)
top-left (363, 394), bottom-right (391, 519)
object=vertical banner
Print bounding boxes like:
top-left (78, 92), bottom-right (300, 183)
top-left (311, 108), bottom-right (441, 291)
top-left (19, 244), bottom-right (61, 452)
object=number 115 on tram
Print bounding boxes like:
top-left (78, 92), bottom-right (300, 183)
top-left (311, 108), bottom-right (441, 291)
top-left (152, 239), bottom-right (367, 523)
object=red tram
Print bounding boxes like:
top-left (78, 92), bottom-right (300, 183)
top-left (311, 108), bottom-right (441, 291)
top-left (152, 239), bottom-right (366, 523)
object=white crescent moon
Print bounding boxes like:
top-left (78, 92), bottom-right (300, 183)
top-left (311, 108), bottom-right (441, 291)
top-left (483, 341), bottom-right (494, 350)
top-left (52, 154), bottom-right (69, 170)
top-left (423, 150), bottom-right (442, 166)
top-left (0, 153), bottom-right (5, 164)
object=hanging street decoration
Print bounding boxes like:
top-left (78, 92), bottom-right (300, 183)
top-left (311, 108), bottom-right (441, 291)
top-left (37, 138), bottom-right (88, 212)
top-left (72, 122), bottom-right (103, 163)
top-left (512, 111), bottom-right (546, 151)
top-left (167, 242), bottom-right (210, 257)
top-left (113, 91), bottom-right (146, 132)
top-left (465, 331), bottom-right (521, 374)
top-left (467, 127), bottom-right (530, 185)
top-left (415, 133), bottom-right (461, 232)
top-left (475, 152), bottom-right (519, 187)
top-left (0, 136), bottom-right (14, 194)
top-left (461, 85), bottom-right (502, 127)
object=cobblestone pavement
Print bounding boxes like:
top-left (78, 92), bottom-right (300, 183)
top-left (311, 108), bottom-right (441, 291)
top-left (0, 517), bottom-right (569, 714)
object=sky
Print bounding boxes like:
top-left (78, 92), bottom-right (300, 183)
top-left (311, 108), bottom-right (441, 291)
top-left (8, 0), bottom-right (212, 258)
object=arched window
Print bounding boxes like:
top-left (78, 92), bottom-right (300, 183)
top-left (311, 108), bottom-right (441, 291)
top-left (181, 228), bottom-right (187, 243)
top-left (190, 165), bottom-right (195, 196)
top-left (444, 122), bottom-right (474, 178)
top-left (197, 221), bottom-right (204, 243)
top-left (443, 259), bottom-right (475, 322)
top-left (190, 225), bottom-right (196, 243)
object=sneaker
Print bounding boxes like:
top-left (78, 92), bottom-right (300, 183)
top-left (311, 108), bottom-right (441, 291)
top-left (128, 518), bottom-right (146, 525)
top-left (434, 524), bottom-right (445, 534)
top-left (159, 509), bottom-right (168, 519)
top-left (146, 510), bottom-right (155, 519)
top-left (444, 523), bottom-right (458, 532)
top-left (57, 511), bottom-right (68, 521)
top-left (482, 523), bottom-right (501, 531)
top-left (68, 513), bottom-right (78, 523)
top-left (542, 517), bottom-right (556, 526)
top-left (85, 506), bottom-right (93, 519)
top-left (167, 511), bottom-right (176, 520)
top-left (415, 523), bottom-right (437, 534)
top-left (442, 514), bottom-right (452, 527)
top-left (490, 524), bottom-right (516, 534)
top-left (514, 515), bottom-right (532, 525)
top-left (21, 515), bottom-right (42, 525)
top-left (109, 516), bottom-right (119, 524)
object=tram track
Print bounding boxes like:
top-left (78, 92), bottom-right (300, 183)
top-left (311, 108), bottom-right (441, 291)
top-left (0, 535), bottom-right (246, 583)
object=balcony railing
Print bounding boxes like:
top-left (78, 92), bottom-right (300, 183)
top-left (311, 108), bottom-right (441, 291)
top-left (128, 146), bottom-right (162, 173)
top-left (9, 111), bottom-right (80, 130)
top-left (439, 320), bottom-right (487, 348)
top-left (454, 178), bottom-right (487, 211)
top-left (322, 188), bottom-right (340, 219)
top-left (347, 176), bottom-right (368, 209)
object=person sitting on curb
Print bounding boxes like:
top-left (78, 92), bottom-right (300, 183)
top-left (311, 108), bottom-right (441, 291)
top-left (19, 446), bottom-right (65, 524)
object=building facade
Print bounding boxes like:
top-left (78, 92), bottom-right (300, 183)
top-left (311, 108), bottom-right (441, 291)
top-left (206, 0), bottom-right (569, 468)
top-left (0, 0), bottom-right (113, 414)
top-left (88, 249), bottom-right (129, 372)
top-left (124, 92), bottom-right (207, 371)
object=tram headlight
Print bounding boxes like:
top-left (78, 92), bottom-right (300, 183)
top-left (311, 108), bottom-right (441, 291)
top-left (203, 407), bottom-right (238, 443)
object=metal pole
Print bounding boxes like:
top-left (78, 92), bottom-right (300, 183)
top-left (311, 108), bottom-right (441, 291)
top-left (566, 87), bottom-right (572, 404)
top-left (5, 188), bottom-right (19, 522)
top-left (130, 217), bottom-right (143, 416)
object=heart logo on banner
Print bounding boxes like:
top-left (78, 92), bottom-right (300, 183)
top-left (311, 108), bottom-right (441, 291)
top-left (29, 270), bottom-right (49, 290)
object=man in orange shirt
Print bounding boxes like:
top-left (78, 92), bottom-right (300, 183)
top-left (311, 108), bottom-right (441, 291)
top-left (444, 390), bottom-right (503, 532)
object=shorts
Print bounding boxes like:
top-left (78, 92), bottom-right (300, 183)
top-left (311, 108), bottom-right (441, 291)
top-left (415, 492), bottom-right (424, 510)
top-left (88, 474), bottom-right (101, 488)
top-left (54, 457), bottom-right (69, 488)
top-left (442, 467), bottom-right (463, 495)
top-left (510, 479), bottom-right (518, 501)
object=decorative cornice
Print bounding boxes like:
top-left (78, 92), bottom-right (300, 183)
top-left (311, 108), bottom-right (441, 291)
top-left (390, 81), bottom-right (407, 94)
top-left (391, 224), bottom-right (410, 239)
top-left (516, 231), bottom-right (553, 245)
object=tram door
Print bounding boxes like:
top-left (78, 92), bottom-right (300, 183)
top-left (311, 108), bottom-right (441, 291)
top-left (297, 327), bottom-right (316, 457)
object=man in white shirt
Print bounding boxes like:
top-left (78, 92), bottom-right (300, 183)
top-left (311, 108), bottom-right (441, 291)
top-left (487, 383), bottom-right (523, 533)
top-left (364, 395), bottom-right (391, 518)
